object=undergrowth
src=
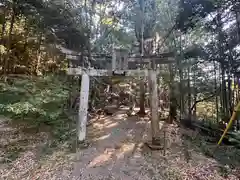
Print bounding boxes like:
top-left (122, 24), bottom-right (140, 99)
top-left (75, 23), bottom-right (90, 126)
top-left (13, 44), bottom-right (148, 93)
top-left (182, 130), bottom-right (240, 170)
top-left (0, 75), bottom-right (74, 145)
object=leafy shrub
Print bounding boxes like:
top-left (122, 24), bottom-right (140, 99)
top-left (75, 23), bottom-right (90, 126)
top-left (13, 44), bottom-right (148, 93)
top-left (0, 75), bottom-right (71, 140)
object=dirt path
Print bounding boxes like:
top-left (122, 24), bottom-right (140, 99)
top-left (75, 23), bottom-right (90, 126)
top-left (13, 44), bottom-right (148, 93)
top-left (1, 111), bottom-right (240, 180)
top-left (71, 110), bottom-right (152, 180)
top-left (70, 110), bottom-right (240, 180)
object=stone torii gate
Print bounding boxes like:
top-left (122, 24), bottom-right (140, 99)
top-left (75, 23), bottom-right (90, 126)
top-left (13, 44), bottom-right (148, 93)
top-left (67, 47), bottom-right (175, 146)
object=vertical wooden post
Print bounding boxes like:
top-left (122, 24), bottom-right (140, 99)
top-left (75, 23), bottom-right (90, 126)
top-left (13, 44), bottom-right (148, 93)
top-left (150, 70), bottom-right (160, 145)
top-left (78, 72), bottom-right (90, 142)
top-left (112, 46), bottom-right (116, 71)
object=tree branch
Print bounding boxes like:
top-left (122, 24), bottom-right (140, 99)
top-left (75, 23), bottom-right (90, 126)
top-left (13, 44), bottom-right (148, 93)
top-left (190, 88), bottom-right (220, 112)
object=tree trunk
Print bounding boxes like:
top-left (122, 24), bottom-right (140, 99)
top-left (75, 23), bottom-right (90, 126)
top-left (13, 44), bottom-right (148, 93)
top-left (221, 66), bottom-right (228, 117)
top-left (138, 79), bottom-right (146, 116)
top-left (237, 80), bottom-right (240, 130)
top-left (0, 7), bottom-right (6, 42)
top-left (35, 33), bottom-right (43, 75)
top-left (179, 66), bottom-right (184, 116)
top-left (193, 65), bottom-right (197, 119)
top-left (235, 6), bottom-right (240, 43)
top-left (88, 80), bottom-right (95, 112)
top-left (0, 7), bottom-right (7, 74)
top-left (217, 12), bottom-right (228, 120)
top-left (214, 60), bottom-right (219, 122)
top-left (168, 64), bottom-right (176, 123)
top-left (219, 64), bottom-right (223, 118)
top-left (4, 1), bottom-right (16, 75)
top-left (178, 34), bottom-right (184, 119)
top-left (227, 69), bottom-right (232, 115)
top-left (187, 64), bottom-right (191, 118)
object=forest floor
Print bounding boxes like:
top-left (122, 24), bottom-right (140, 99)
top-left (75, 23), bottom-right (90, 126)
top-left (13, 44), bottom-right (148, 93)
top-left (1, 76), bottom-right (240, 180)
top-left (1, 109), bottom-right (240, 180)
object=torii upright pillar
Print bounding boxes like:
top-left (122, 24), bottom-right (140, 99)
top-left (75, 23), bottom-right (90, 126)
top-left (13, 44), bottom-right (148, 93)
top-left (149, 70), bottom-right (160, 145)
top-left (78, 72), bottom-right (90, 141)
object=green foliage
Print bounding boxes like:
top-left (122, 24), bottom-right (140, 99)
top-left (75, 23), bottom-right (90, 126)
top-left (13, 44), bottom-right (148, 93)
top-left (133, 0), bottom-right (157, 41)
top-left (176, 0), bottom-right (216, 32)
top-left (19, 0), bottom-right (88, 50)
top-left (228, 131), bottom-right (240, 148)
top-left (0, 76), bottom-right (71, 140)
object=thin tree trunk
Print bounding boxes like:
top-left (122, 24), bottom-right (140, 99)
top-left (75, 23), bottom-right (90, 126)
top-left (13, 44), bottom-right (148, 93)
top-left (179, 33), bottom-right (185, 119)
top-left (193, 65), bottom-right (197, 119)
top-left (235, 7), bottom-right (240, 43)
top-left (0, 7), bottom-right (7, 74)
top-left (187, 63), bottom-right (191, 118)
top-left (237, 79), bottom-right (240, 130)
top-left (226, 48), bottom-right (232, 117)
top-left (23, 17), bottom-right (29, 59)
top-left (0, 7), bottom-right (6, 42)
top-left (168, 63), bottom-right (176, 123)
top-left (88, 80), bottom-right (95, 112)
top-left (138, 79), bottom-right (146, 115)
top-left (214, 60), bottom-right (219, 122)
top-left (219, 65), bottom-right (223, 118)
top-left (227, 68), bottom-right (232, 115)
top-left (35, 33), bottom-right (43, 75)
top-left (4, 1), bottom-right (16, 74)
top-left (137, 0), bottom-right (146, 116)
top-left (221, 67), bottom-right (227, 117)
